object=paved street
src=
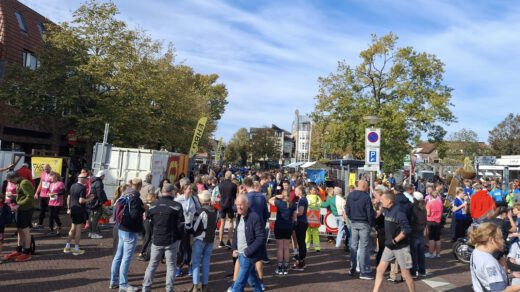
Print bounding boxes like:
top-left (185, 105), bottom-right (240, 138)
top-left (0, 215), bottom-right (472, 292)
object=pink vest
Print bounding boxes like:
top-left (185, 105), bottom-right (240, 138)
top-left (48, 181), bottom-right (65, 207)
top-left (39, 172), bottom-right (52, 198)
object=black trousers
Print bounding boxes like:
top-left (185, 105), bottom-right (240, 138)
top-left (295, 221), bottom-right (308, 261)
top-left (38, 197), bottom-right (50, 226)
top-left (454, 218), bottom-right (471, 239)
top-left (49, 206), bottom-right (62, 230)
top-left (140, 219), bottom-right (152, 256)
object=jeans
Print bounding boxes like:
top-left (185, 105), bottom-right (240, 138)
top-left (349, 222), bottom-right (372, 274)
top-left (410, 232), bottom-right (426, 275)
top-left (192, 239), bottom-right (214, 285)
top-left (142, 241), bottom-right (180, 292)
top-left (234, 254), bottom-right (262, 292)
top-left (110, 229), bottom-right (138, 288)
top-left (89, 206), bottom-right (102, 234)
top-left (335, 216), bottom-right (345, 248)
top-left (49, 206), bottom-right (62, 230)
top-left (295, 221), bottom-right (308, 261)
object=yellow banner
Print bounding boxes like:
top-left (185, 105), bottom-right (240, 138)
top-left (32, 157), bottom-right (63, 178)
top-left (349, 173), bottom-right (356, 188)
top-left (215, 137), bottom-right (223, 165)
top-left (189, 117), bottom-right (208, 158)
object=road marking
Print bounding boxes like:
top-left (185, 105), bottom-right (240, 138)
top-left (422, 277), bottom-right (457, 291)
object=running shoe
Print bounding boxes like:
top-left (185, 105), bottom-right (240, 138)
top-left (225, 240), bottom-right (232, 249)
top-left (63, 247), bottom-right (71, 254)
top-left (72, 249), bottom-right (85, 256)
top-left (3, 251), bottom-right (20, 261)
top-left (90, 233), bottom-right (103, 239)
top-left (14, 253), bottom-right (32, 262)
top-left (218, 241), bottom-right (226, 248)
top-left (359, 273), bottom-right (374, 280)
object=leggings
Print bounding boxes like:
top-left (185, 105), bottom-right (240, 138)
top-left (38, 197), bottom-right (50, 226)
top-left (49, 206), bottom-right (62, 230)
top-left (295, 221), bottom-right (308, 261)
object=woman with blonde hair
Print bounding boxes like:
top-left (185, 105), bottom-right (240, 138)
top-left (469, 222), bottom-right (520, 292)
top-left (269, 188), bottom-right (296, 275)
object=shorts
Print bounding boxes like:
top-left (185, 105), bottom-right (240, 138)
top-left (70, 206), bottom-right (87, 225)
top-left (381, 246), bottom-right (413, 269)
top-left (428, 222), bottom-right (442, 241)
top-left (274, 225), bottom-right (292, 240)
top-left (16, 209), bottom-right (34, 229)
top-left (220, 205), bottom-right (235, 219)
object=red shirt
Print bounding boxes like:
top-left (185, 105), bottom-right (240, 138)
top-left (470, 190), bottom-right (496, 220)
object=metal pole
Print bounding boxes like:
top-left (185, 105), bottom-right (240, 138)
top-left (99, 123), bottom-right (109, 169)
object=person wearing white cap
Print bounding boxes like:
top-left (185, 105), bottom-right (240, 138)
top-left (410, 192), bottom-right (429, 277)
top-left (87, 170), bottom-right (107, 239)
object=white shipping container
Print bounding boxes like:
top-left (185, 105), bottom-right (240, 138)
top-left (0, 151), bottom-right (25, 183)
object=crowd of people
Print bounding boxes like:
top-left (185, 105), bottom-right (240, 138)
top-left (3, 162), bottom-right (520, 291)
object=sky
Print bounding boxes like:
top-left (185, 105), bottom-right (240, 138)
top-left (20, 0), bottom-right (520, 143)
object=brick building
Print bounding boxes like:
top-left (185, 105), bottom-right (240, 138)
top-left (0, 0), bottom-right (69, 155)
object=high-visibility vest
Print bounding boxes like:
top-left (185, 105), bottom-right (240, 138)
top-left (307, 209), bottom-right (321, 228)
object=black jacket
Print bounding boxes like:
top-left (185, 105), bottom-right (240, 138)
top-left (118, 189), bottom-right (145, 233)
top-left (219, 179), bottom-right (237, 208)
top-left (346, 190), bottom-right (375, 226)
top-left (232, 211), bottom-right (266, 263)
top-left (88, 176), bottom-right (107, 209)
top-left (411, 203), bottom-right (427, 234)
top-left (149, 196), bottom-right (185, 246)
top-left (395, 193), bottom-right (413, 222)
top-left (384, 204), bottom-right (411, 249)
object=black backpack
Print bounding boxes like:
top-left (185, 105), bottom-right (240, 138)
top-left (193, 206), bottom-right (218, 243)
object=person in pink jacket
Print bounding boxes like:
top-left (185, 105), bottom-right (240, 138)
top-left (48, 172), bottom-right (65, 235)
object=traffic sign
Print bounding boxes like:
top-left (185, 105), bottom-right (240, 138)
top-left (365, 128), bottom-right (381, 147)
top-left (475, 156), bottom-right (496, 165)
top-left (363, 164), bottom-right (380, 172)
top-left (365, 147), bottom-right (380, 165)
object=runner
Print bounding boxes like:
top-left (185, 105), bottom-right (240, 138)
top-left (3, 171), bottom-right (34, 262)
top-left (48, 172), bottom-right (65, 235)
top-left (292, 185), bottom-right (308, 271)
top-left (34, 164), bottom-right (52, 230)
top-left (64, 173), bottom-right (93, 256)
top-left (268, 189), bottom-right (296, 275)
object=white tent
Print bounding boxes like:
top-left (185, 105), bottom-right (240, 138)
top-left (285, 162), bottom-right (305, 168)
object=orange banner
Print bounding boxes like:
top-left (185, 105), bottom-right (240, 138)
top-left (166, 154), bottom-right (188, 184)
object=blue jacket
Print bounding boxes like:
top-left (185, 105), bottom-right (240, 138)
top-left (247, 191), bottom-right (269, 224)
top-left (345, 190), bottom-right (375, 226)
top-left (232, 211), bottom-right (267, 262)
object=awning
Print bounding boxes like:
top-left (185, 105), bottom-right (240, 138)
top-left (284, 162), bottom-right (305, 168)
top-left (301, 161), bottom-right (317, 168)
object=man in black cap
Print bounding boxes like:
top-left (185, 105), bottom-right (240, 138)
top-left (2, 171), bottom-right (34, 262)
top-left (64, 173), bottom-right (94, 256)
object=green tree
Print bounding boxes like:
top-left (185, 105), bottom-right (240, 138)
top-left (313, 33), bottom-right (455, 171)
top-left (224, 128), bottom-right (250, 166)
top-left (443, 128), bottom-right (485, 165)
top-left (489, 113), bottom-right (520, 155)
top-left (250, 127), bottom-right (278, 165)
top-left (0, 0), bottom-right (227, 153)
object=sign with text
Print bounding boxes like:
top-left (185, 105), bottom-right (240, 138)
top-left (188, 117), bottom-right (208, 158)
top-left (32, 157), bottom-right (63, 178)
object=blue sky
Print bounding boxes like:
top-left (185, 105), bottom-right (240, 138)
top-left (21, 0), bottom-right (520, 143)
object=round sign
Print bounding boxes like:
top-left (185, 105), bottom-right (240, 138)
top-left (368, 132), bottom-right (379, 143)
top-left (324, 212), bottom-right (338, 232)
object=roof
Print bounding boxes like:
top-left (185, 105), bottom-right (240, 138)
top-left (414, 142), bottom-right (437, 154)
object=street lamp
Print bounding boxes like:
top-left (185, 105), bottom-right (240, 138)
top-left (363, 115), bottom-right (380, 127)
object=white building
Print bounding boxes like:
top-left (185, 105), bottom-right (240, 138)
top-left (292, 110), bottom-right (312, 163)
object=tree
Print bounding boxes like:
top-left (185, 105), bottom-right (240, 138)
top-left (0, 1), bottom-right (227, 153)
top-left (224, 128), bottom-right (250, 166)
top-left (313, 33), bottom-right (455, 171)
top-left (250, 127), bottom-right (278, 165)
top-left (443, 128), bottom-right (486, 165)
top-left (489, 113), bottom-right (520, 155)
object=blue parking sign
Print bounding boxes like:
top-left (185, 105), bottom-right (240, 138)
top-left (369, 151), bottom-right (377, 163)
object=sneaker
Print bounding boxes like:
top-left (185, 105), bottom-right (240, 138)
top-left (176, 268), bottom-right (183, 277)
top-left (225, 240), bottom-right (232, 249)
top-left (435, 254), bottom-right (441, 258)
top-left (418, 271), bottom-right (433, 277)
top-left (32, 224), bottom-right (43, 230)
top-left (226, 282), bottom-right (234, 292)
top-left (188, 265), bottom-right (193, 276)
top-left (260, 282), bottom-right (266, 291)
top-left (411, 272), bottom-right (418, 279)
top-left (72, 249), bottom-right (85, 256)
top-left (359, 273), bottom-right (374, 280)
top-left (275, 265), bottom-right (283, 275)
top-left (315, 249), bottom-right (321, 253)
top-left (90, 233), bottom-right (103, 239)
top-left (218, 241), bottom-right (226, 248)
top-left (292, 261), bottom-right (305, 271)
top-left (387, 277), bottom-right (403, 283)
top-left (137, 255), bottom-right (146, 261)
top-left (108, 284), bottom-right (119, 289)
top-left (424, 252), bottom-right (435, 259)
top-left (283, 264), bottom-right (289, 275)
top-left (3, 251), bottom-right (21, 261)
top-left (14, 253), bottom-right (32, 262)
top-left (63, 247), bottom-right (72, 254)
top-left (119, 285), bottom-right (139, 292)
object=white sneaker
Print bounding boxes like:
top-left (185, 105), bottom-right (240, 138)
top-left (87, 232), bottom-right (92, 237)
top-left (424, 252), bottom-right (434, 258)
top-left (90, 233), bottom-right (103, 239)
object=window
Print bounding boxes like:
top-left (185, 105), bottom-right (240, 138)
top-left (15, 11), bottom-right (27, 32)
top-left (37, 22), bottom-right (45, 37)
top-left (22, 51), bottom-right (38, 70)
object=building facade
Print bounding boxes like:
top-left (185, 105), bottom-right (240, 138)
top-left (292, 109), bottom-right (312, 163)
top-left (0, 0), bottom-right (69, 155)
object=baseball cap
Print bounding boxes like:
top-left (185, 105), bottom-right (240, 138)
top-left (95, 170), bottom-right (106, 178)
top-left (413, 191), bottom-right (424, 201)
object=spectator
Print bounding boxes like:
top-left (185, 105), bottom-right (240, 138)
top-left (190, 190), bottom-right (218, 292)
top-left (410, 192), bottom-right (428, 277)
top-left (346, 180), bottom-right (375, 279)
top-left (452, 188), bottom-right (470, 240)
top-left (87, 170), bottom-right (107, 239)
top-left (268, 189), bottom-right (296, 275)
top-left (110, 177), bottom-right (145, 292)
top-left (470, 188), bottom-right (497, 221)
top-left (425, 191), bottom-right (443, 259)
top-left (218, 171), bottom-right (237, 249)
top-left (142, 183), bottom-right (184, 292)
top-left (231, 194), bottom-right (266, 292)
